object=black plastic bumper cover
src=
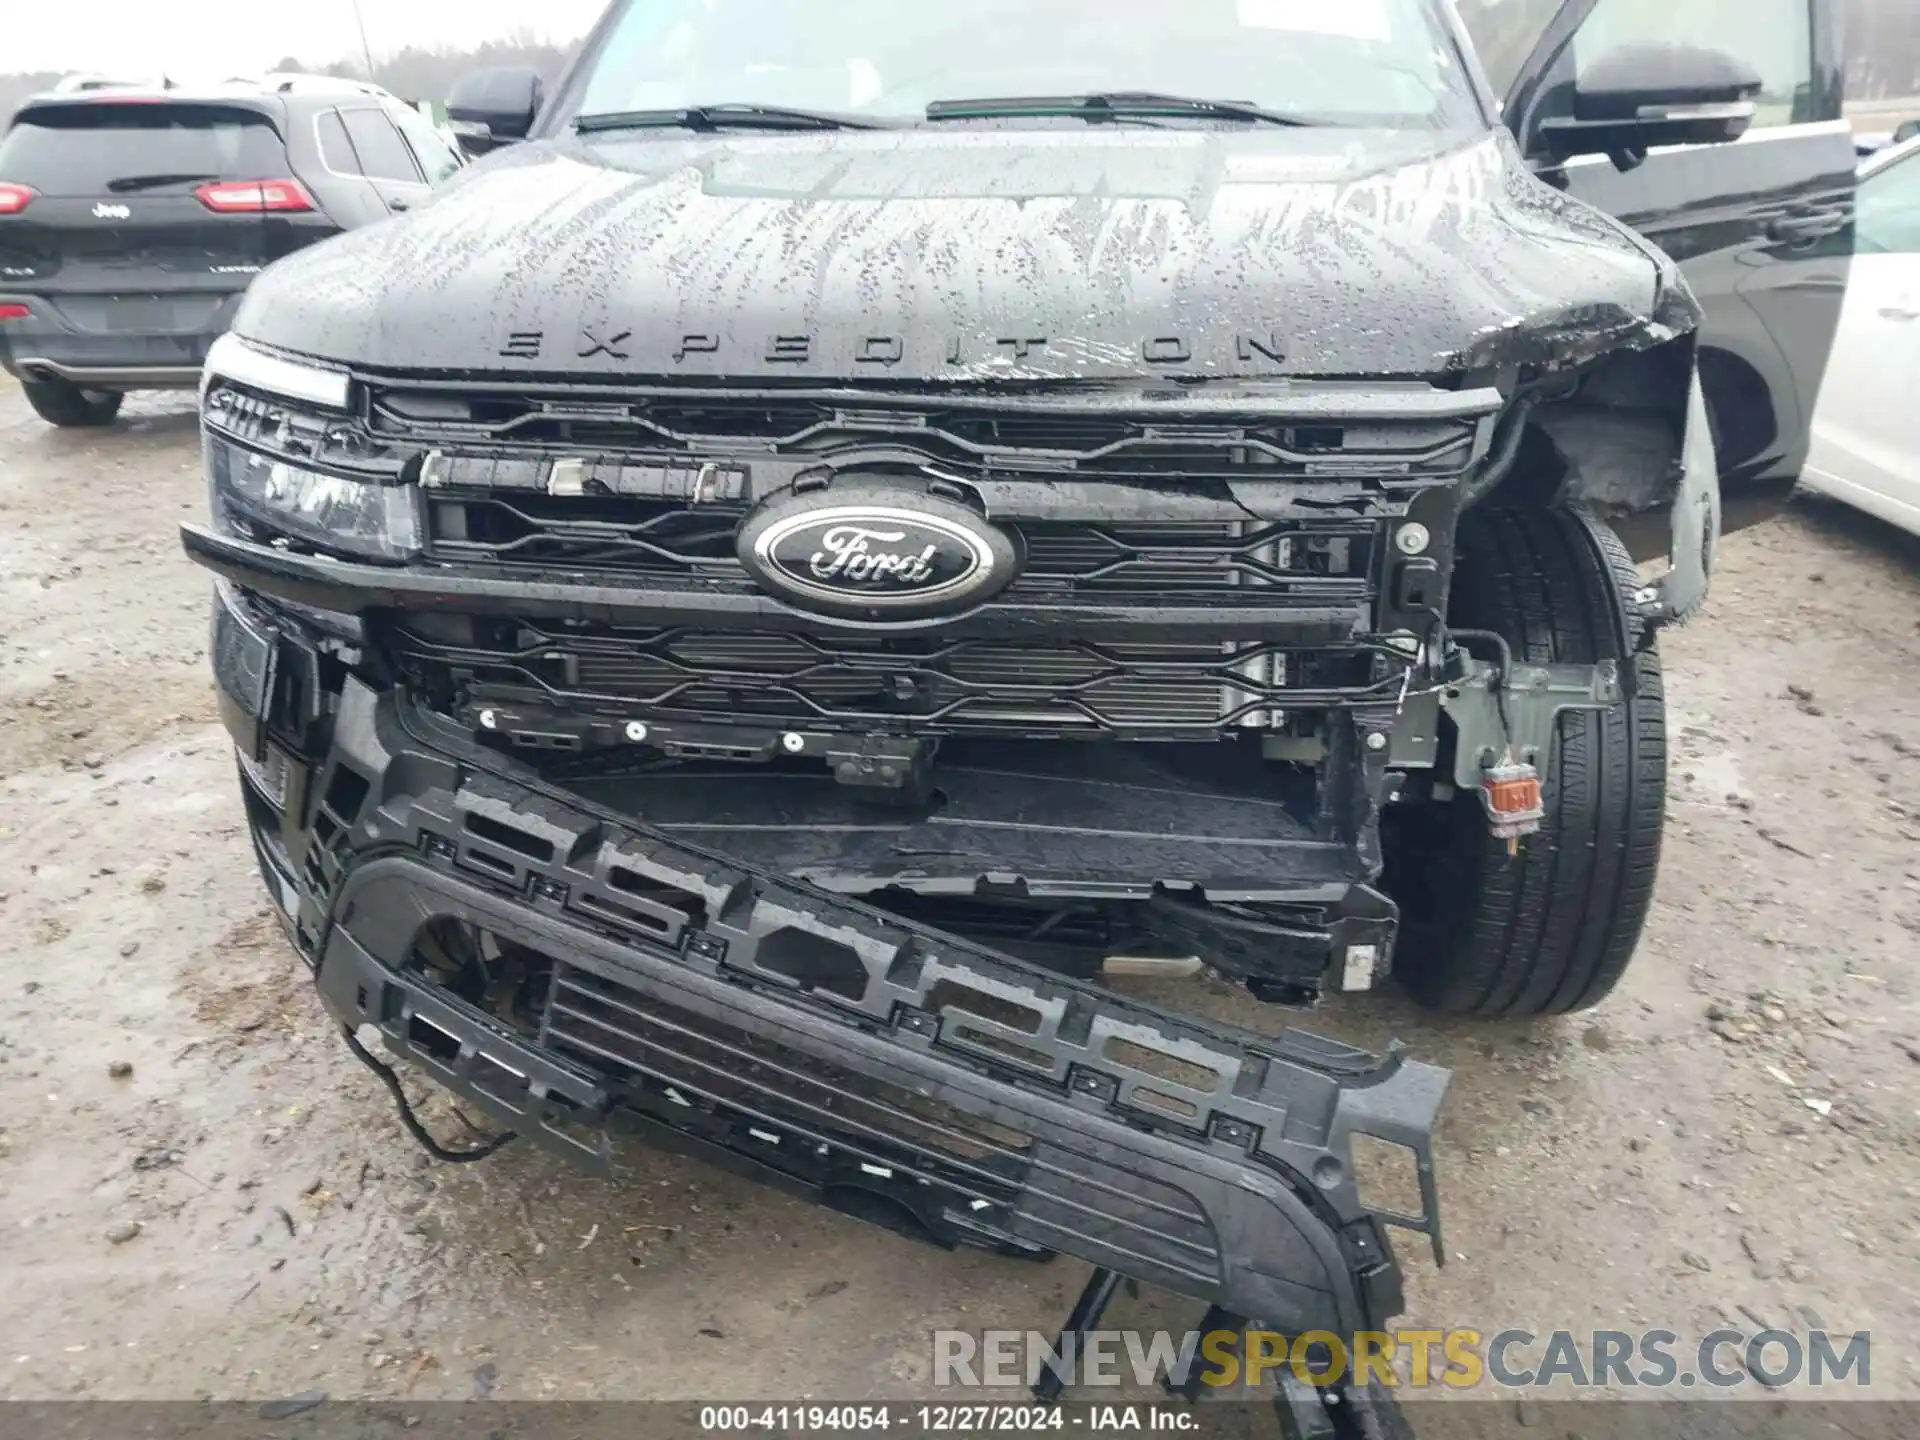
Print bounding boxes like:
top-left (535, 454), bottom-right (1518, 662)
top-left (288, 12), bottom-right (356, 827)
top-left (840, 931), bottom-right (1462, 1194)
top-left (212, 585), bottom-right (1449, 1339)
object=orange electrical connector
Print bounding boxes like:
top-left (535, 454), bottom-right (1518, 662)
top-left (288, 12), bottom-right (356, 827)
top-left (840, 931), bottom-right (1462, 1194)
top-left (1480, 761), bottom-right (1545, 853)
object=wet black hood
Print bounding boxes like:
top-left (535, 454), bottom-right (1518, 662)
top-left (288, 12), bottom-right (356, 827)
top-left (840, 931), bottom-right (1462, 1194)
top-left (234, 125), bottom-right (1698, 383)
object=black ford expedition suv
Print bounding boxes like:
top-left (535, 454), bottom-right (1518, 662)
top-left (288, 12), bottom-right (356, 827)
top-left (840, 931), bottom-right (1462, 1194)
top-left (0, 78), bottom-right (462, 427)
top-left (178, 0), bottom-right (1855, 1376)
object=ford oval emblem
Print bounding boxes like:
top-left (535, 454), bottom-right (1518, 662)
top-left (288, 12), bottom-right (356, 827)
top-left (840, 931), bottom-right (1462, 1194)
top-left (737, 486), bottom-right (1020, 619)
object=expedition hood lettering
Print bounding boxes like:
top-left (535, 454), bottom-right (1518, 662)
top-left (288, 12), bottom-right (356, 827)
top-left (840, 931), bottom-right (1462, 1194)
top-left (234, 125), bottom-right (1696, 381)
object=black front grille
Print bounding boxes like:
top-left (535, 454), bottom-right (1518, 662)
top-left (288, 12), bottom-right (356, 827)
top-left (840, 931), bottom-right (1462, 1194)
top-left (391, 620), bottom-right (1389, 734)
top-left (425, 492), bottom-right (1377, 603)
top-left (373, 383), bottom-right (1453, 737)
top-left (430, 492), bottom-right (743, 579)
top-left (376, 384), bottom-right (1482, 485)
top-left (384, 380), bottom-right (1468, 606)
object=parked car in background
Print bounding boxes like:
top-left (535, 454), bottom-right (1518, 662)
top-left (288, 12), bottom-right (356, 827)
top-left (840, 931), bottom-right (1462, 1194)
top-left (1802, 135), bottom-right (1920, 536)
top-left (0, 74), bottom-right (464, 428)
top-left (1856, 119), bottom-right (1920, 158)
top-left (1456, 0), bottom-right (1857, 534)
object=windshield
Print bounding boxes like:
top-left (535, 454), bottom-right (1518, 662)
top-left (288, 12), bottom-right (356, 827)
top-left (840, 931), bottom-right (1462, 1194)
top-left (567, 0), bottom-right (1485, 131)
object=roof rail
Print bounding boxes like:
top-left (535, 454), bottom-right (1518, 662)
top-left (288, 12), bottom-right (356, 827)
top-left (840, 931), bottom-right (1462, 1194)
top-left (219, 72), bottom-right (394, 98)
top-left (51, 73), bottom-right (173, 95)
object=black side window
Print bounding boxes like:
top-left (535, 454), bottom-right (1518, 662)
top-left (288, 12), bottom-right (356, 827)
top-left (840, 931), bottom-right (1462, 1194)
top-left (339, 110), bottom-right (421, 184)
top-left (316, 111), bottom-right (361, 175)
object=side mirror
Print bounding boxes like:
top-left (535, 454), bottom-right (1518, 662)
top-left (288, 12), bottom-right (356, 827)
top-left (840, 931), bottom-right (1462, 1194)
top-left (446, 118), bottom-right (495, 160)
top-left (1538, 43), bottom-right (1761, 169)
top-left (446, 66), bottom-right (544, 152)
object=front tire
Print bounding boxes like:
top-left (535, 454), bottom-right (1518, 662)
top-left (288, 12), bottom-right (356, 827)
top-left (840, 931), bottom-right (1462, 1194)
top-left (1383, 507), bottom-right (1666, 1017)
top-left (22, 377), bottom-right (124, 428)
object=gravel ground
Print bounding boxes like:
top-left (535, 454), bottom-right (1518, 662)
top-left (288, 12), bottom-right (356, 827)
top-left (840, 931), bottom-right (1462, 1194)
top-left (1, 379), bottom-right (1917, 1410)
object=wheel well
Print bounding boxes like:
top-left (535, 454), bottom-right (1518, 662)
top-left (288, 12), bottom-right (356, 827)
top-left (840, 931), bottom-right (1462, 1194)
top-left (1695, 346), bottom-right (1777, 473)
top-left (1474, 333), bottom-right (1697, 518)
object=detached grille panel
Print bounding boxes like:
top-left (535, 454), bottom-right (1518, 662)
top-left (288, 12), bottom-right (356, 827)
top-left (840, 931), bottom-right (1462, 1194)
top-left (539, 960), bottom-right (1222, 1278)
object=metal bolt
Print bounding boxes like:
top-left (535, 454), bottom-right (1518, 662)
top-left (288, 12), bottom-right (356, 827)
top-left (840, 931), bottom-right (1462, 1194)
top-left (1213, 1118), bottom-right (1253, 1146)
top-left (624, 721), bottom-right (649, 743)
top-left (781, 732), bottom-right (806, 754)
top-left (478, 710), bottom-right (497, 731)
top-left (1395, 522), bottom-right (1431, 556)
top-left (1365, 732), bottom-right (1389, 752)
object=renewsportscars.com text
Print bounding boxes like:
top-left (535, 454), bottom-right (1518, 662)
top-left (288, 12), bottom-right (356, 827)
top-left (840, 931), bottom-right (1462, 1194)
top-left (933, 1327), bottom-right (1872, 1392)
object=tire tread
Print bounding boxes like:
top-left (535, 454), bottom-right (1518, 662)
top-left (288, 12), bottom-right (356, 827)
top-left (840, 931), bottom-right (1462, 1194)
top-left (1389, 507), bottom-right (1665, 1017)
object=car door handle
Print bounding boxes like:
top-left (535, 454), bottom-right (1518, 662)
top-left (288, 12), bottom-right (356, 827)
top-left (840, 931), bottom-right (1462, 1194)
top-left (388, 198), bottom-right (412, 212)
top-left (1767, 208), bottom-right (1848, 244)
top-left (1879, 305), bottom-right (1920, 322)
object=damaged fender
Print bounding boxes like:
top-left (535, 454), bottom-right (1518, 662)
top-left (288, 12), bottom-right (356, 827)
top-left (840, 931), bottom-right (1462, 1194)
top-left (1646, 372), bottom-right (1722, 627)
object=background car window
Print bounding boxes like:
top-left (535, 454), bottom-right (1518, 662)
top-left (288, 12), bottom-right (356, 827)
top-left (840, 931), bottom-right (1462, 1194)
top-left (315, 111), bottom-right (361, 175)
top-left (0, 103), bottom-right (289, 195)
top-left (1454, 0), bottom-right (1563, 101)
top-left (391, 107), bottom-right (463, 185)
top-left (1572, 0), bottom-right (1815, 129)
top-left (1857, 151), bottom-right (1920, 254)
top-left (338, 110), bottom-right (422, 184)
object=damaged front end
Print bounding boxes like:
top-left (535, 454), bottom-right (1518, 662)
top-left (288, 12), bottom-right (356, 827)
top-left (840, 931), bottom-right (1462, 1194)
top-left (178, 282), bottom-right (1714, 1361)
top-left (208, 581), bottom-right (1447, 1341)
top-left (185, 330), bottom-right (1701, 1003)
top-left (180, 335), bottom-right (1480, 1356)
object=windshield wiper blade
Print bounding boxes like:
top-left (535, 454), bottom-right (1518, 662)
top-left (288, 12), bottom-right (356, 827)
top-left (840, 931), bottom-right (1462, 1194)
top-left (106, 172), bottom-right (218, 193)
top-left (926, 92), bottom-right (1317, 127)
top-left (575, 104), bottom-right (894, 134)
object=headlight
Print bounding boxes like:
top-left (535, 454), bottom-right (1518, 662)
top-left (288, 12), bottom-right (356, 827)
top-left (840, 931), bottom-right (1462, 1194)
top-left (202, 334), bottom-right (418, 562)
top-left (202, 332), bottom-right (350, 411)
top-left (208, 433), bottom-right (422, 562)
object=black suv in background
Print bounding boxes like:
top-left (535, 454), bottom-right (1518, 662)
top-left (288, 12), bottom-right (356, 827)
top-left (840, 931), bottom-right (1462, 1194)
top-left (0, 77), bottom-right (463, 427)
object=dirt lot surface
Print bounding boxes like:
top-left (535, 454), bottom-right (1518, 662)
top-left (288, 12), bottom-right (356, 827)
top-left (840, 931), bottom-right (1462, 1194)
top-left (1, 378), bottom-right (1917, 1413)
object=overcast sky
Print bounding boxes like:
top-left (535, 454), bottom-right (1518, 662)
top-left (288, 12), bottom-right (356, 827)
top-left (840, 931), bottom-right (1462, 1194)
top-left (9, 0), bottom-right (608, 78)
